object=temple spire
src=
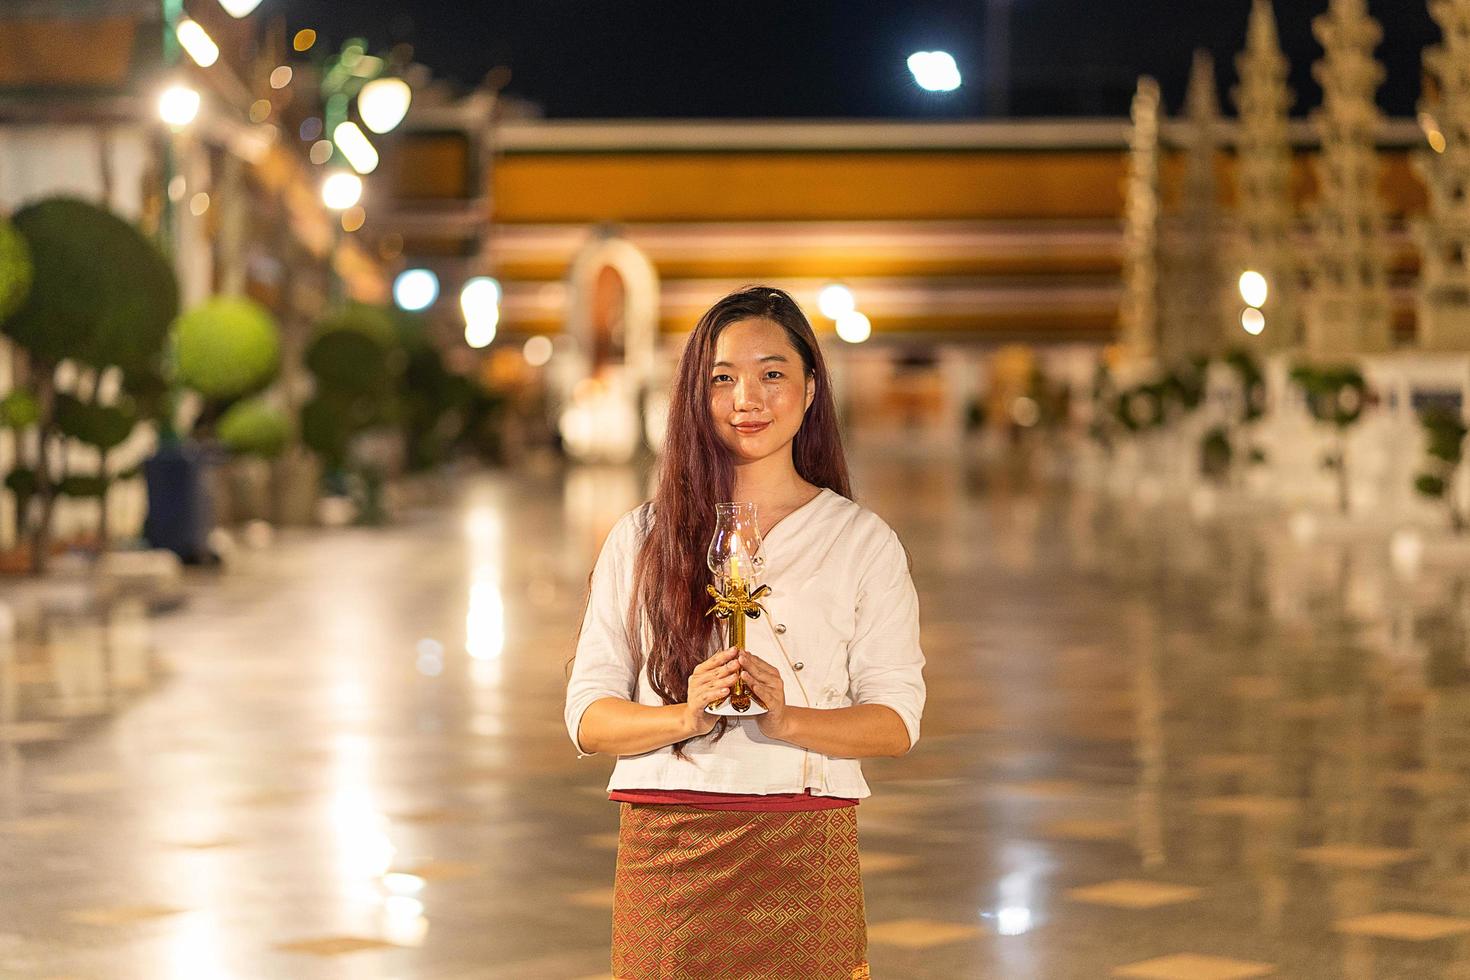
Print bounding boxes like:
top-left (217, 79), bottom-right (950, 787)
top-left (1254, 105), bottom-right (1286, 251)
top-left (1119, 75), bottom-right (1163, 370)
top-left (1303, 0), bottom-right (1392, 354)
top-left (1232, 0), bottom-right (1299, 352)
top-left (1415, 0), bottom-right (1470, 350)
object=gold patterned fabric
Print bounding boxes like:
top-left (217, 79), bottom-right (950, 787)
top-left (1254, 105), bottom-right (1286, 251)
top-left (611, 803), bottom-right (868, 979)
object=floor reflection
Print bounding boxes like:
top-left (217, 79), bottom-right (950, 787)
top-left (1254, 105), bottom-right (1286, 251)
top-left (6, 444), bottom-right (1470, 976)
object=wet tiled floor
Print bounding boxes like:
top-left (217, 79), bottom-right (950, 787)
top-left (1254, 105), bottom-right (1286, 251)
top-left (5, 444), bottom-right (1470, 978)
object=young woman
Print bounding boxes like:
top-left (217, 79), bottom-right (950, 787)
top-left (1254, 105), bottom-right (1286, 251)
top-left (565, 286), bottom-right (926, 980)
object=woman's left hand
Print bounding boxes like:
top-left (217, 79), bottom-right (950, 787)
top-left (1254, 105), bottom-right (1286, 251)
top-left (739, 650), bottom-right (791, 740)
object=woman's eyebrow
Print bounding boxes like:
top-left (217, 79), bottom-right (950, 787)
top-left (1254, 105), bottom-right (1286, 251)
top-left (712, 355), bottom-right (791, 368)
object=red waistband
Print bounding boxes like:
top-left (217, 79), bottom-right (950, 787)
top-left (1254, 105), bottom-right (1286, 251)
top-left (609, 788), bottom-right (859, 811)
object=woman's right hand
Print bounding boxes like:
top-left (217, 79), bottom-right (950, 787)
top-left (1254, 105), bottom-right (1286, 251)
top-left (684, 647), bottom-right (742, 736)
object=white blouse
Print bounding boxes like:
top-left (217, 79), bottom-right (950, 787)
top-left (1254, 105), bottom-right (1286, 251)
top-left (563, 488), bottom-right (926, 800)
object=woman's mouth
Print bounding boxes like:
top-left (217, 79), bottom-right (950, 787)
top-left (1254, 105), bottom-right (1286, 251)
top-left (733, 421), bottom-right (771, 435)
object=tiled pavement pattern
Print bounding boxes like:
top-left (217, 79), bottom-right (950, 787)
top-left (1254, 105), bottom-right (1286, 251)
top-left (5, 444), bottom-right (1470, 977)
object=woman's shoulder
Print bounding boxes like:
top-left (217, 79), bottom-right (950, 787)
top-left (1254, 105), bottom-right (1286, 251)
top-left (608, 501), bottom-right (655, 545)
top-left (822, 492), bottom-right (907, 560)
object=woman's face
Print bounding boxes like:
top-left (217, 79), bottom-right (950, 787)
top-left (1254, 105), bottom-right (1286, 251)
top-left (709, 318), bottom-right (815, 465)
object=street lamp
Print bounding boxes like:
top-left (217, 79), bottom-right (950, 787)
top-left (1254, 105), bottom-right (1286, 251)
top-left (462, 276), bottom-right (501, 349)
top-left (1239, 270), bottom-right (1269, 309)
top-left (835, 310), bottom-right (872, 344)
top-left (157, 83), bottom-right (201, 128)
top-left (393, 269), bottom-right (439, 311)
top-left (465, 312), bottom-right (498, 349)
top-left (460, 276), bottom-right (501, 320)
top-left (321, 170), bottom-right (363, 210)
top-left (1241, 307), bottom-right (1266, 336)
top-left (359, 77), bottom-right (413, 134)
top-left (217, 0), bottom-right (264, 16)
top-left (332, 121), bottom-right (380, 174)
top-left (818, 283), bottom-right (856, 319)
top-left (907, 51), bottom-right (962, 93)
top-left (175, 19), bottom-right (219, 67)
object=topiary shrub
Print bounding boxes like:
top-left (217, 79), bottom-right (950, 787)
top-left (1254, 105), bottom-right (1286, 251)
top-left (0, 389), bottom-right (39, 430)
top-left (1290, 363), bottom-right (1371, 513)
top-left (1164, 356), bottom-right (1209, 414)
top-left (1224, 349), bottom-right (1267, 423)
top-left (4, 197), bottom-right (177, 372)
top-left (174, 297), bottom-right (281, 401)
top-left (1415, 405), bottom-right (1468, 532)
top-left (317, 302), bottom-right (397, 348)
top-left (0, 215), bottom-right (33, 322)
top-left (1200, 426), bottom-right (1232, 481)
top-left (0, 197), bottom-right (177, 571)
top-left (217, 399), bottom-right (292, 458)
top-left (305, 327), bottom-right (391, 395)
top-left (53, 393), bottom-right (138, 452)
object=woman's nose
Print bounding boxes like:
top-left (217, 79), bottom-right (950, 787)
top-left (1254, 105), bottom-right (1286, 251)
top-left (734, 377), bottom-right (763, 410)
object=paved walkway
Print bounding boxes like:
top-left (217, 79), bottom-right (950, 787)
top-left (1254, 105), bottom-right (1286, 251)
top-left (3, 448), bottom-right (1470, 978)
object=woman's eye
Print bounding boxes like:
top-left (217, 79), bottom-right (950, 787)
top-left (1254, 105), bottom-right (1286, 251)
top-left (712, 374), bottom-right (732, 384)
top-left (765, 371), bottom-right (783, 380)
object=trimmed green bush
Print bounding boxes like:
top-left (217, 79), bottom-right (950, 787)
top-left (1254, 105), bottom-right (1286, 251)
top-left (305, 327), bottom-right (391, 396)
top-left (217, 399), bottom-right (292, 458)
top-left (175, 297), bottom-right (281, 400)
top-left (300, 394), bottom-right (353, 469)
top-left (316, 302), bottom-right (397, 348)
top-left (0, 215), bottom-right (33, 321)
top-left (4, 198), bottom-right (177, 371)
top-left (1224, 349), bottom-right (1266, 423)
top-left (0, 389), bottom-right (39, 430)
top-left (1290, 364), bottom-right (1368, 427)
top-left (52, 394), bottom-right (137, 452)
top-left (1416, 406), bottom-right (1468, 532)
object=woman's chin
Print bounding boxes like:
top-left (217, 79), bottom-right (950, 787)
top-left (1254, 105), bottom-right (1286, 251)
top-left (724, 437), bottom-right (790, 464)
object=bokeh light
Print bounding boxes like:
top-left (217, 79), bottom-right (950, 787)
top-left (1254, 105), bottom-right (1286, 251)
top-left (393, 269), bottom-right (439, 312)
top-left (835, 310), bottom-right (872, 343)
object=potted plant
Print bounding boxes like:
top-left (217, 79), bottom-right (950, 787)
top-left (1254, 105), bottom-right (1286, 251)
top-left (141, 296), bottom-right (282, 560)
top-left (1, 198), bottom-right (177, 572)
top-left (302, 303), bottom-right (403, 524)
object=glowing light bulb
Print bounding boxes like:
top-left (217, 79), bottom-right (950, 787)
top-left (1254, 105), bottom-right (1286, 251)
top-left (835, 310), bottom-right (872, 343)
top-left (1238, 270), bottom-right (1269, 308)
top-left (818, 283), bottom-right (856, 319)
top-left (158, 84), bottom-right (201, 128)
top-left (175, 19), bottom-right (219, 67)
top-left (1241, 307), bottom-right (1266, 336)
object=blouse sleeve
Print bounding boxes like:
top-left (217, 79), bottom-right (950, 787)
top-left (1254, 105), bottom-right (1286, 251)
top-left (564, 510), bottom-right (642, 756)
top-left (845, 526), bottom-right (926, 750)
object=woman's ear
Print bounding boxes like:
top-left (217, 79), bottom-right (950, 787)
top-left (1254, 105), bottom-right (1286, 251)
top-left (805, 375), bottom-right (816, 411)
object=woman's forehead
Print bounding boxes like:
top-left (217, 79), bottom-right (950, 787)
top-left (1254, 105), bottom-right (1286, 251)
top-left (714, 318), bottom-right (795, 360)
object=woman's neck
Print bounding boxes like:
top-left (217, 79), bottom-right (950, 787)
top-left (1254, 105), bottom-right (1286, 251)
top-left (730, 453), bottom-right (815, 510)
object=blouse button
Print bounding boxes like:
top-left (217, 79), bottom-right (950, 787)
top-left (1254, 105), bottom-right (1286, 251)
top-left (793, 661), bottom-right (804, 671)
top-left (775, 624), bottom-right (787, 634)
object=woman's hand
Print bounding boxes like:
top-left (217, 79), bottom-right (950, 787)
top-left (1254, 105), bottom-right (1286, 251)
top-left (740, 650), bottom-right (791, 741)
top-left (683, 647), bottom-right (741, 737)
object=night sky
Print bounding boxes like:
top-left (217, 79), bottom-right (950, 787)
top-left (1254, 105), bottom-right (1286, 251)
top-left (283, 0), bottom-right (1437, 119)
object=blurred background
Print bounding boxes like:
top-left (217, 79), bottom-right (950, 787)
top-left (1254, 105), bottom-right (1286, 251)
top-left (6, 1), bottom-right (1470, 977)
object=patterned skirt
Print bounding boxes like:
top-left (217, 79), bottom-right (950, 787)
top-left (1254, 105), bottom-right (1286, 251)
top-left (611, 803), bottom-right (869, 980)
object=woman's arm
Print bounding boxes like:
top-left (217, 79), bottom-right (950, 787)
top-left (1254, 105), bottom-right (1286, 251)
top-left (742, 651), bottom-right (911, 757)
top-left (576, 698), bottom-right (700, 756)
top-left (576, 648), bottom-right (742, 756)
top-left (765, 703), bottom-right (911, 759)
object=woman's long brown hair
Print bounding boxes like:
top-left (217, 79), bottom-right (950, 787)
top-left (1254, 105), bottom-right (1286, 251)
top-left (630, 286), bottom-right (852, 757)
